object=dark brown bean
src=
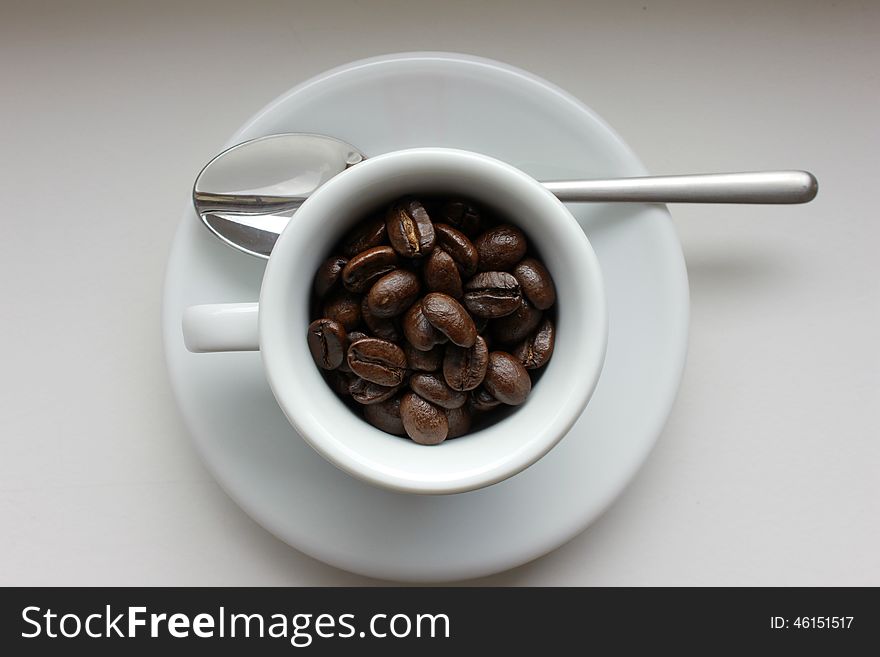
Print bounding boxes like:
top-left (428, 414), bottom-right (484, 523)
top-left (322, 289), bottom-right (362, 331)
top-left (513, 317), bottom-right (555, 369)
top-left (342, 332), bottom-right (367, 370)
top-left (404, 342), bottom-right (443, 372)
top-left (443, 336), bottom-right (489, 391)
top-left (363, 395), bottom-right (405, 434)
top-left (349, 377), bottom-right (401, 405)
top-left (463, 271), bottom-right (522, 319)
top-left (434, 224), bottom-right (478, 276)
top-left (410, 373), bottom-right (467, 409)
top-left (474, 224), bottom-right (527, 271)
top-left (513, 257), bottom-right (556, 310)
top-left (307, 319), bottom-right (348, 370)
top-left (402, 301), bottom-right (446, 351)
top-left (490, 298), bottom-right (542, 345)
top-left (421, 292), bottom-right (477, 347)
top-left (386, 198), bottom-right (436, 258)
top-left (424, 248), bottom-right (463, 298)
top-left (484, 351), bottom-right (531, 405)
top-left (438, 199), bottom-right (482, 236)
top-left (469, 385), bottom-right (501, 412)
top-left (361, 297), bottom-right (401, 342)
top-left (445, 406), bottom-right (472, 438)
top-left (347, 338), bottom-right (407, 386)
top-left (313, 255), bottom-right (347, 298)
top-left (313, 195), bottom-right (556, 441)
top-left (342, 246), bottom-right (398, 293)
top-left (400, 392), bottom-right (448, 445)
top-left (341, 215), bottom-right (387, 257)
top-left (366, 269), bottom-right (421, 318)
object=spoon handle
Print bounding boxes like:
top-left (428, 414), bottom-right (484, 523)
top-left (542, 170), bottom-right (817, 204)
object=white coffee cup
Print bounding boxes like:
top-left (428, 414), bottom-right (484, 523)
top-left (182, 148), bottom-right (607, 494)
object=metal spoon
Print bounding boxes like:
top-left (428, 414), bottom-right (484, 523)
top-left (193, 133), bottom-right (818, 258)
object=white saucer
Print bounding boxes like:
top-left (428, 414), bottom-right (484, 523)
top-left (162, 53), bottom-right (689, 582)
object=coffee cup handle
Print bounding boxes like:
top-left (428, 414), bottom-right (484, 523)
top-left (182, 303), bottom-right (260, 352)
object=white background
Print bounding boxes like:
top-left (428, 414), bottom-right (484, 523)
top-left (2, 0), bottom-right (877, 585)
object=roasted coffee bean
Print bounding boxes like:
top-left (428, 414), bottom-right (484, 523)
top-left (463, 272), bottom-right (522, 319)
top-left (443, 336), bottom-right (489, 391)
top-left (445, 406), bottom-right (472, 438)
top-left (322, 289), bottom-right (362, 331)
top-left (490, 297), bottom-right (542, 345)
top-left (469, 384), bottom-right (501, 412)
top-left (484, 351), bottom-right (531, 405)
top-left (342, 246), bottom-right (398, 293)
top-left (434, 224), bottom-right (478, 276)
top-left (347, 338), bottom-right (407, 387)
top-left (361, 297), bottom-right (401, 342)
top-left (341, 215), bottom-right (387, 257)
top-left (513, 257), bottom-right (556, 310)
top-left (424, 248), bottom-right (463, 298)
top-left (421, 292), bottom-right (477, 347)
top-left (402, 302), bottom-right (446, 351)
top-left (386, 198), bottom-right (436, 258)
top-left (366, 269), bottom-right (421, 318)
top-left (410, 373), bottom-right (467, 410)
top-left (474, 224), bottom-right (527, 271)
top-left (326, 370), bottom-right (353, 397)
top-left (339, 330), bottom-right (366, 372)
top-left (438, 199), bottom-right (482, 236)
top-left (307, 318), bottom-right (348, 370)
top-left (312, 195), bottom-right (556, 441)
top-left (404, 342), bottom-right (443, 372)
top-left (313, 255), bottom-right (347, 298)
top-left (513, 317), bottom-right (555, 369)
top-left (363, 395), bottom-right (405, 435)
top-left (400, 392), bottom-right (448, 445)
top-left (349, 377), bottom-right (401, 405)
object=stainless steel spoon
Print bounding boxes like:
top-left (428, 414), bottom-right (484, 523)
top-left (193, 133), bottom-right (818, 258)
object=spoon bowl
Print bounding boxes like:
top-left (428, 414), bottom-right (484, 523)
top-left (194, 133), bottom-right (365, 257)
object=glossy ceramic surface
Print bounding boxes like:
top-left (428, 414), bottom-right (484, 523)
top-left (183, 148), bottom-right (608, 494)
top-left (162, 53), bottom-right (689, 581)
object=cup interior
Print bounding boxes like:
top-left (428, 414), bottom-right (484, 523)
top-left (260, 148), bottom-right (607, 494)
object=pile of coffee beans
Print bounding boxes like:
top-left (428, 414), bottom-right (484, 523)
top-left (308, 197), bottom-right (556, 445)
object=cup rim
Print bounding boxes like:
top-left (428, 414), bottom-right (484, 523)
top-left (259, 147), bottom-right (607, 494)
